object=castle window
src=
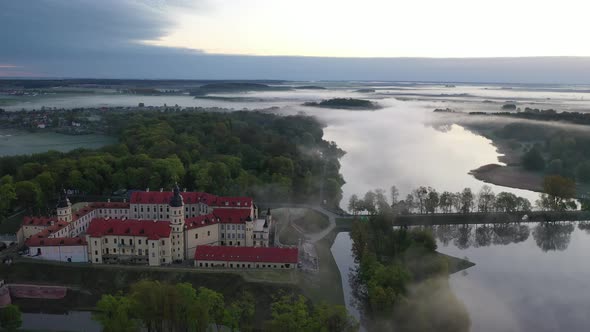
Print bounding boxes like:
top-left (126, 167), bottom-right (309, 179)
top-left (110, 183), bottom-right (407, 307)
top-left (138, 239), bottom-right (142, 245)
top-left (195, 234), bottom-right (198, 239)
top-left (207, 231), bottom-right (210, 236)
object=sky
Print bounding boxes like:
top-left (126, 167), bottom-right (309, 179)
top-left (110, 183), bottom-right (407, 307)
top-left (1, 0), bottom-right (590, 82)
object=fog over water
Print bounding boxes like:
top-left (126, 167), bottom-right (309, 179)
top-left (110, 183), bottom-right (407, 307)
top-left (7, 83), bottom-right (590, 203)
top-left (6, 82), bottom-right (590, 331)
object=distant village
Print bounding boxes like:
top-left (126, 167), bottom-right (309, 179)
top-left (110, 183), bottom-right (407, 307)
top-left (0, 104), bottom-right (230, 135)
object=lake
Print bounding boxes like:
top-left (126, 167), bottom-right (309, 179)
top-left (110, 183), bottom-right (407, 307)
top-left (331, 221), bottom-right (590, 332)
top-left (22, 311), bottom-right (100, 332)
top-left (0, 129), bottom-right (116, 156)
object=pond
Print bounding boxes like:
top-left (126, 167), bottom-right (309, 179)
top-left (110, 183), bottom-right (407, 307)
top-left (0, 129), bottom-right (116, 156)
top-left (331, 221), bottom-right (590, 332)
top-left (22, 311), bottom-right (100, 332)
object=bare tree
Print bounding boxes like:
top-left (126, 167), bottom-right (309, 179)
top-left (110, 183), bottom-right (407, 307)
top-left (477, 185), bottom-right (496, 213)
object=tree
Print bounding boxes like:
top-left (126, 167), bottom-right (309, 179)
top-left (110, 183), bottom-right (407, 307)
top-left (0, 178), bottom-right (16, 216)
top-left (451, 192), bottom-right (462, 213)
top-left (93, 295), bottom-right (138, 332)
top-left (268, 295), bottom-right (313, 332)
top-left (404, 194), bottom-right (415, 213)
top-left (540, 175), bottom-right (577, 211)
top-left (495, 192), bottom-right (518, 212)
top-left (424, 187), bottom-right (439, 214)
top-left (412, 186), bottom-right (428, 214)
top-left (477, 185), bottom-right (496, 213)
top-left (348, 194), bottom-right (360, 215)
top-left (224, 291), bottom-right (256, 332)
top-left (374, 188), bottom-right (391, 213)
top-left (362, 191), bottom-right (377, 214)
top-left (460, 188), bottom-right (474, 213)
top-left (390, 185), bottom-right (399, 206)
top-left (311, 303), bottom-right (359, 332)
top-left (0, 305), bottom-right (22, 331)
top-left (15, 180), bottom-right (43, 210)
top-left (522, 147), bottom-right (545, 171)
top-left (439, 191), bottom-right (453, 213)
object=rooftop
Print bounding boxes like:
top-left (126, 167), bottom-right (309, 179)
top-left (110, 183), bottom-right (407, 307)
top-left (130, 191), bottom-right (252, 207)
top-left (26, 236), bottom-right (86, 247)
top-left (22, 216), bottom-right (59, 227)
top-left (86, 218), bottom-right (171, 240)
top-left (194, 245), bottom-right (298, 264)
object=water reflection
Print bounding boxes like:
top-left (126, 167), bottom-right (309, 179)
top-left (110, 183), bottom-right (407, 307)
top-left (532, 223), bottom-right (575, 252)
top-left (431, 222), bottom-right (576, 252)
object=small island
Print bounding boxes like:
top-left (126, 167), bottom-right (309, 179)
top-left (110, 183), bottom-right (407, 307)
top-left (294, 85), bottom-right (326, 90)
top-left (303, 98), bottom-right (380, 110)
top-left (356, 88), bottom-right (376, 93)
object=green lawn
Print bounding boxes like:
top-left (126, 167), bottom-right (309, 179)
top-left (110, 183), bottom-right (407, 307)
top-left (296, 230), bottom-right (345, 306)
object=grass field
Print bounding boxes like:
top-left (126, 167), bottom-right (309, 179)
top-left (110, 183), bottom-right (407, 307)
top-left (297, 229), bottom-right (345, 306)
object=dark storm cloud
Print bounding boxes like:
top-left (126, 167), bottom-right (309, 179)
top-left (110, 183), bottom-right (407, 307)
top-left (0, 0), bottom-right (181, 59)
top-left (1, 1), bottom-right (590, 83)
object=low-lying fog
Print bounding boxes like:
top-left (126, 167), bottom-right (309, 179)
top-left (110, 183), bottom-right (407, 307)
top-left (5, 83), bottom-right (590, 205)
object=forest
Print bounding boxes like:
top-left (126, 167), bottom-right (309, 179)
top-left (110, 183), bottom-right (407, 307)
top-left (91, 280), bottom-right (357, 332)
top-left (0, 110), bottom-right (345, 222)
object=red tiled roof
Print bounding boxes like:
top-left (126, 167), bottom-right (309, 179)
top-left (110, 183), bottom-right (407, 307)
top-left (185, 213), bottom-right (219, 230)
top-left (30, 221), bottom-right (70, 239)
top-left (22, 217), bottom-right (58, 227)
top-left (87, 218), bottom-right (171, 240)
top-left (130, 191), bottom-right (252, 208)
top-left (211, 208), bottom-right (252, 224)
top-left (209, 196), bottom-right (253, 208)
top-left (25, 236), bottom-right (87, 247)
top-left (89, 202), bottom-right (130, 209)
top-left (194, 245), bottom-right (298, 264)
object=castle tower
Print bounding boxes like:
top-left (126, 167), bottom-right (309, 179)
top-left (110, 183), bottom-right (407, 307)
top-left (169, 183), bottom-right (185, 261)
top-left (56, 189), bottom-right (72, 223)
top-left (245, 215), bottom-right (254, 247)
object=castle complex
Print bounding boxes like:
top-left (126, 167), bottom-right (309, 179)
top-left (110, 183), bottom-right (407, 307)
top-left (18, 186), bottom-right (297, 269)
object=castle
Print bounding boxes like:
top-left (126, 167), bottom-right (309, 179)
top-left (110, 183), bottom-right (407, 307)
top-left (18, 185), bottom-right (297, 269)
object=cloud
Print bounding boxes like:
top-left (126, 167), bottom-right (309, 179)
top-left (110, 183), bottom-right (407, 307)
top-left (0, 0), bottom-right (181, 59)
top-left (1, 1), bottom-right (590, 83)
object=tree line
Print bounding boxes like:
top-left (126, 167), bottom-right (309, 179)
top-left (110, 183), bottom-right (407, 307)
top-left (348, 174), bottom-right (581, 216)
top-left (348, 184), bottom-right (533, 216)
top-left (0, 110), bottom-right (345, 222)
top-left (93, 280), bottom-right (357, 332)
